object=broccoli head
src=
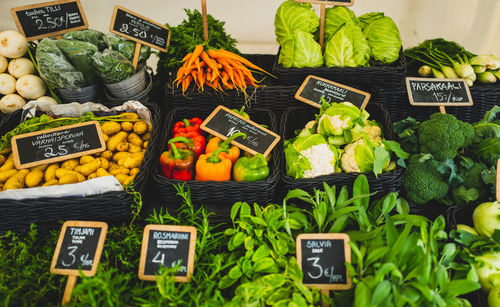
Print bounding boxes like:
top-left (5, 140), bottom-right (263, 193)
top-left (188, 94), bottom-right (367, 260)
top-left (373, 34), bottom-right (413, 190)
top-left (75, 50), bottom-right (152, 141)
top-left (418, 113), bottom-right (475, 161)
top-left (402, 154), bottom-right (449, 205)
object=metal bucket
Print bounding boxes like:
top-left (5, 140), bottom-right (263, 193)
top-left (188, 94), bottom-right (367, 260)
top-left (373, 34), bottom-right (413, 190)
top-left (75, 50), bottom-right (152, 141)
top-left (103, 66), bottom-right (147, 99)
top-left (103, 68), bottom-right (152, 105)
top-left (57, 83), bottom-right (101, 103)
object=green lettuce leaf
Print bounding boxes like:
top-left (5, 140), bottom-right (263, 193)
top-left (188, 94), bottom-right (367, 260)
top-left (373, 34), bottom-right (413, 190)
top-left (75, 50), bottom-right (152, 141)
top-left (361, 14), bottom-right (402, 65)
top-left (324, 6), bottom-right (359, 41)
top-left (278, 31), bottom-right (323, 68)
top-left (274, 0), bottom-right (319, 45)
top-left (284, 139), bottom-right (311, 179)
top-left (324, 23), bottom-right (370, 67)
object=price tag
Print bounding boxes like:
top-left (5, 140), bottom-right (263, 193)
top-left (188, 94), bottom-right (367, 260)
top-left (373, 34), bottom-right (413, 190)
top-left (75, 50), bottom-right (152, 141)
top-left (406, 77), bottom-right (473, 106)
top-left (295, 75), bottom-right (370, 109)
top-left (139, 225), bottom-right (197, 282)
top-left (200, 105), bottom-right (280, 157)
top-left (296, 233), bottom-right (352, 290)
top-left (11, 0), bottom-right (88, 41)
top-left (294, 0), bottom-right (353, 6)
top-left (110, 6), bottom-right (171, 52)
top-left (11, 121), bottom-right (106, 169)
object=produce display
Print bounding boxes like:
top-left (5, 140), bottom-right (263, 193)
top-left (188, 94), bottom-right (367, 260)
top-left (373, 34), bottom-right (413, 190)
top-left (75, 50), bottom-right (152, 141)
top-left (0, 30), bottom-right (52, 114)
top-left (274, 1), bottom-right (402, 68)
top-left (285, 102), bottom-right (408, 178)
top-left (405, 38), bottom-right (500, 85)
top-left (0, 111), bottom-right (151, 190)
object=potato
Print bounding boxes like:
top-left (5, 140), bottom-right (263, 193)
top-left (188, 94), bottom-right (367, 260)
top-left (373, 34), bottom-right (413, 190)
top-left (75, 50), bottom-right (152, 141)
top-left (133, 121), bottom-right (148, 135)
top-left (59, 173), bottom-right (79, 185)
top-left (4, 169), bottom-right (29, 190)
top-left (0, 154), bottom-right (5, 167)
top-left (107, 131), bottom-right (127, 151)
top-left (95, 157), bottom-right (109, 170)
top-left (25, 170), bottom-right (44, 188)
top-left (101, 121), bottom-right (121, 135)
top-left (108, 162), bottom-right (118, 172)
top-left (55, 168), bottom-right (85, 182)
top-left (102, 134), bottom-right (109, 142)
top-left (0, 169), bottom-right (17, 182)
top-left (80, 155), bottom-right (94, 165)
top-left (0, 147), bottom-right (11, 155)
top-left (118, 152), bottom-right (144, 169)
top-left (0, 154), bottom-right (14, 171)
top-left (30, 164), bottom-right (48, 172)
top-left (148, 124), bottom-right (152, 132)
top-left (127, 133), bottom-right (143, 147)
top-left (115, 173), bottom-right (132, 185)
top-left (128, 143), bottom-right (141, 153)
top-left (96, 168), bottom-right (111, 177)
top-left (141, 133), bottom-right (150, 142)
top-left (121, 121), bottom-right (133, 132)
top-left (88, 172), bottom-right (97, 180)
top-left (122, 112), bottom-right (139, 120)
top-left (143, 141), bottom-right (148, 149)
top-left (110, 168), bottom-right (129, 176)
top-left (101, 150), bottom-right (113, 160)
top-left (79, 159), bottom-right (102, 176)
top-left (130, 168), bottom-right (140, 177)
top-left (62, 159), bottom-right (79, 170)
top-left (116, 142), bottom-right (129, 152)
top-left (112, 152), bottom-right (132, 162)
top-left (42, 179), bottom-right (59, 187)
top-left (44, 164), bottom-right (59, 182)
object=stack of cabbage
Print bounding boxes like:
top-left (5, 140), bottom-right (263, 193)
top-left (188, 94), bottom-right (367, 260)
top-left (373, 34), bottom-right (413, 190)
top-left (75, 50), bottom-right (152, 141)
top-left (274, 0), bottom-right (402, 68)
top-left (284, 102), bottom-right (408, 179)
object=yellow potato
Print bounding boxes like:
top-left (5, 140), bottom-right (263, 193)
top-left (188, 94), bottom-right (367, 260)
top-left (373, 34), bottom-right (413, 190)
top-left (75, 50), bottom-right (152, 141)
top-left (62, 159), bottom-right (79, 170)
top-left (128, 143), bottom-right (141, 153)
top-left (96, 168), bottom-right (111, 177)
top-left (59, 173), bottom-right (79, 185)
top-left (143, 141), bottom-right (148, 149)
top-left (88, 172), bottom-right (97, 180)
top-left (102, 134), bottom-right (109, 142)
top-left (0, 147), bottom-right (12, 155)
top-left (0, 154), bottom-right (5, 167)
top-left (130, 168), bottom-right (140, 177)
top-left (80, 155), bottom-right (94, 165)
top-left (122, 112), bottom-right (139, 120)
top-left (96, 157), bottom-right (109, 170)
top-left (107, 131), bottom-right (127, 151)
top-left (0, 154), bottom-right (14, 172)
top-left (25, 170), bottom-right (44, 188)
top-left (118, 152), bottom-right (144, 169)
top-left (108, 162), bottom-right (118, 172)
top-left (133, 121), bottom-right (148, 135)
top-left (121, 121), bottom-right (133, 132)
top-left (148, 124), bottom-right (152, 132)
top-left (78, 159), bottom-right (102, 176)
top-left (100, 150), bottom-right (113, 160)
top-left (141, 133), bottom-right (150, 142)
top-left (55, 168), bottom-right (85, 182)
top-left (42, 179), bottom-right (59, 187)
top-left (112, 152), bottom-right (132, 162)
top-left (109, 168), bottom-right (129, 176)
top-left (3, 169), bottom-right (29, 190)
top-left (127, 133), bottom-right (143, 147)
top-left (30, 164), bottom-right (48, 172)
top-left (0, 169), bottom-right (18, 182)
top-left (116, 142), bottom-right (129, 152)
top-left (114, 173), bottom-right (132, 185)
top-left (44, 164), bottom-right (59, 182)
top-left (101, 121), bottom-right (121, 135)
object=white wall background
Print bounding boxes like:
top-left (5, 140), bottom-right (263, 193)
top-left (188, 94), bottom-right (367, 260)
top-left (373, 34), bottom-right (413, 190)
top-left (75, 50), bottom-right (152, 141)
top-left (1, 0), bottom-right (499, 55)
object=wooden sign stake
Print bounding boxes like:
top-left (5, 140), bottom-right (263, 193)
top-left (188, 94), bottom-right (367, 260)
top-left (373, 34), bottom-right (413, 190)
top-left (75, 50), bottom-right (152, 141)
top-left (439, 106), bottom-right (446, 114)
top-left (201, 0), bottom-right (209, 41)
top-left (132, 43), bottom-right (141, 69)
top-left (319, 4), bottom-right (326, 49)
top-left (321, 290), bottom-right (330, 307)
top-left (496, 159), bottom-right (499, 202)
top-left (62, 275), bottom-right (77, 305)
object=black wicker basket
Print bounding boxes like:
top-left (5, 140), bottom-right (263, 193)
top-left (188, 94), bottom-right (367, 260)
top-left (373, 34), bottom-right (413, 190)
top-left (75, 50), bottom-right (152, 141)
top-left (0, 102), bottom-right (160, 234)
top-left (272, 48), bottom-right (406, 91)
top-left (279, 103), bottom-right (404, 199)
top-left (152, 107), bottom-right (280, 218)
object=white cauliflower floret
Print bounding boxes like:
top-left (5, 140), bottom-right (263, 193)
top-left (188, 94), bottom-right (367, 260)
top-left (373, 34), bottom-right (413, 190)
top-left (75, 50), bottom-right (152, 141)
top-left (363, 124), bottom-right (382, 143)
top-left (318, 114), bottom-right (351, 135)
top-left (341, 139), bottom-right (363, 173)
top-left (300, 143), bottom-right (337, 178)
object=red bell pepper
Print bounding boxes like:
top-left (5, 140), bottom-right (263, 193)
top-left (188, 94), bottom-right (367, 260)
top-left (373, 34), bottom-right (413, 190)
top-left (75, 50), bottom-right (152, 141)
top-left (159, 137), bottom-right (195, 181)
top-left (173, 131), bottom-right (206, 158)
top-left (172, 117), bottom-right (203, 135)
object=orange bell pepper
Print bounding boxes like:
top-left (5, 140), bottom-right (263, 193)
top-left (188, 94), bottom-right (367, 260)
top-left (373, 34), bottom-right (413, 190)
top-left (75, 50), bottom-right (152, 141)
top-left (205, 132), bottom-right (247, 164)
top-left (195, 147), bottom-right (232, 181)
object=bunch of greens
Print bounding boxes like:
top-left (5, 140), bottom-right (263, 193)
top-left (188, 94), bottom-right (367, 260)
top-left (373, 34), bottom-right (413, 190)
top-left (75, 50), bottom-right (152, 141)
top-left (284, 101), bottom-right (408, 179)
top-left (395, 106), bottom-right (499, 206)
top-left (55, 39), bottom-right (98, 85)
top-left (92, 49), bottom-right (135, 84)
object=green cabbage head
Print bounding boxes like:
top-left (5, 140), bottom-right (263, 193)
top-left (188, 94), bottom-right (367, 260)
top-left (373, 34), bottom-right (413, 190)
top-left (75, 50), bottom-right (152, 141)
top-left (360, 13), bottom-right (402, 64)
top-left (324, 6), bottom-right (359, 41)
top-left (324, 23), bottom-right (370, 67)
top-left (274, 0), bottom-right (319, 45)
top-left (278, 31), bottom-right (323, 68)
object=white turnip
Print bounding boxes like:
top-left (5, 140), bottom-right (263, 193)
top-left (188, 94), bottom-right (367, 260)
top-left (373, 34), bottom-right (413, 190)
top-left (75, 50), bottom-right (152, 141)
top-left (8, 58), bottom-right (35, 78)
top-left (0, 73), bottom-right (16, 95)
top-left (35, 95), bottom-right (58, 105)
top-left (0, 94), bottom-right (26, 113)
top-left (0, 30), bottom-right (28, 59)
top-left (16, 75), bottom-right (46, 99)
top-left (0, 55), bottom-right (7, 73)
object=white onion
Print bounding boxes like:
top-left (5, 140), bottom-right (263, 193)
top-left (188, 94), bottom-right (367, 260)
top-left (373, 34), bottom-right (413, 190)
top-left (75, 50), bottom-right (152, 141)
top-left (8, 58), bottom-right (35, 78)
top-left (0, 94), bottom-right (26, 114)
top-left (0, 73), bottom-right (16, 95)
top-left (0, 55), bottom-right (7, 73)
top-left (0, 30), bottom-right (28, 59)
top-left (16, 74), bottom-right (46, 99)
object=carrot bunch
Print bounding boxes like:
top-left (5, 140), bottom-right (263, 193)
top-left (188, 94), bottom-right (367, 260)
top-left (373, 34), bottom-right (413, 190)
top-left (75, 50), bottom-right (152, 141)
top-left (174, 44), bottom-right (274, 95)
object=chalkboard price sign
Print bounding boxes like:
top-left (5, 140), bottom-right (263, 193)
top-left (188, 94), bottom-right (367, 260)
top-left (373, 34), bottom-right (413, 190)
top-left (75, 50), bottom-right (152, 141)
top-left (11, 0), bottom-right (88, 41)
top-left (200, 105), bottom-right (280, 157)
top-left (295, 75), bottom-right (370, 110)
top-left (406, 77), bottom-right (473, 106)
top-left (50, 221), bottom-right (107, 276)
top-left (296, 233), bottom-right (352, 290)
top-left (294, 0), bottom-right (354, 6)
top-left (110, 6), bottom-right (171, 52)
top-left (139, 225), bottom-right (197, 282)
top-left (11, 121), bottom-right (106, 169)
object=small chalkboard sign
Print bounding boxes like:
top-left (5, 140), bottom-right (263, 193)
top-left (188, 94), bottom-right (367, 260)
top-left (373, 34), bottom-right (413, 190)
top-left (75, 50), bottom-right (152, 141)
top-left (406, 77), bottom-right (473, 106)
top-left (11, 0), bottom-right (88, 41)
top-left (296, 233), bottom-right (351, 290)
top-left (110, 6), bottom-right (171, 52)
top-left (51, 221), bottom-right (108, 276)
top-left (139, 225), bottom-right (197, 282)
top-left (295, 75), bottom-right (370, 109)
top-left (200, 105), bottom-right (280, 157)
top-left (11, 121), bottom-right (105, 169)
top-left (294, 0), bottom-right (353, 6)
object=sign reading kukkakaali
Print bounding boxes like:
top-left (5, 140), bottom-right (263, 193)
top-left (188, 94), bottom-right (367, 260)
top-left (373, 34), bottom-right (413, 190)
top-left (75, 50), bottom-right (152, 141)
top-left (11, 0), bottom-right (88, 41)
top-left (406, 77), bottom-right (473, 106)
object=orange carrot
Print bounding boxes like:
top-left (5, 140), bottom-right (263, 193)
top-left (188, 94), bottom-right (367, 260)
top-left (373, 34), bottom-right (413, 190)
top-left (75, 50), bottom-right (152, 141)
top-left (200, 51), bottom-right (220, 79)
top-left (182, 75), bottom-right (193, 94)
top-left (182, 52), bottom-right (192, 62)
top-left (197, 69), bottom-right (205, 90)
top-left (187, 45), bottom-right (203, 68)
top-left (195, 56), bottom-right (201, 71)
